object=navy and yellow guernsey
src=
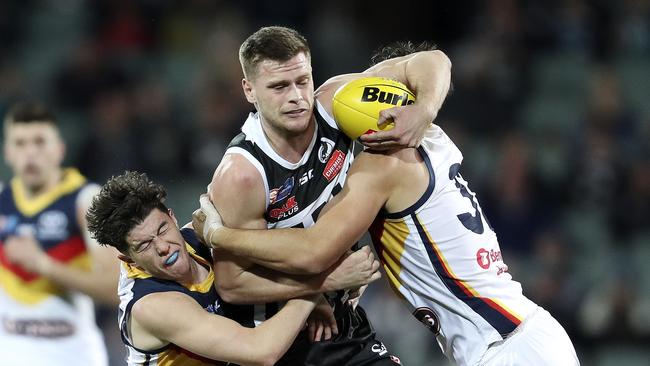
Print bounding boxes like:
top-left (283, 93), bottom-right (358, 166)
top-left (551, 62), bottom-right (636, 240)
top-left (118, 228), bottom-right (226, 366)
top-left (0, 168), bottom-right (108, 366)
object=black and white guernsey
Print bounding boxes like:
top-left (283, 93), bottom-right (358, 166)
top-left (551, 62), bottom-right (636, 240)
top-left (222, 101), bottom-right (387, 366)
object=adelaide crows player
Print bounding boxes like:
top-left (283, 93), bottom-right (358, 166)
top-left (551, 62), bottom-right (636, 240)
top-left (0, 102), bottom-right (119, 366)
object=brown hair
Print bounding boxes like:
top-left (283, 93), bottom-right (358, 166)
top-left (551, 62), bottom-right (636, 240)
top-left (3, 101), bottom-right (57, 133)
top-left (239, 26), bottom-right (310, 79)
top-left (86, 171), bottom-right (168, 253)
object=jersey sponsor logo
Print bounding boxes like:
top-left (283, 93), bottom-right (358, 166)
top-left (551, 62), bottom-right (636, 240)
top-left (323, 150), bottom-right (346, 181)
top-left (318, 137), bottom-right (335, 163)
top-left (476, 247), bottom-right (505, 271)
top-left (37, 210), bottom-right (69, 240)
top-left (269, 196), bottom-right (299, 219)
top-left (476, 248), bottom-right (491, 269)
top-left (269, 177), bottom-right (294, 205)
top-left (370, 341), bottom-right (388, 356)
top-left (2, 317), bottom-right (75, 338)
top-left (413, 307), bottom-right (441, 335)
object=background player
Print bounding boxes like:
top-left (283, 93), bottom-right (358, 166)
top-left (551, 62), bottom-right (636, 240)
top-left (0, 102), bottom-right (120, 366)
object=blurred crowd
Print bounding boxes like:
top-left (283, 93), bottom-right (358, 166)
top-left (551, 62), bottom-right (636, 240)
top-left (1, 0), bottom-right (648, 365)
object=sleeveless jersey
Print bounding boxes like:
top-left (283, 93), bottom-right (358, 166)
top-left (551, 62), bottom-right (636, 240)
top-left (0, 168), bottom-right (107, 366)
top-left (223, 102), bottom-right (385, 366)
top-left (118, 228), bottom-right (226, 366)
top-left (369, 125), bottom-right (538, 366)
top-left (224, 101), bottom-right (355, 324)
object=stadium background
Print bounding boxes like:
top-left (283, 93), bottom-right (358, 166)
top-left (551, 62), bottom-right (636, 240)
top-left (0, 0), bottom-right (648, 364)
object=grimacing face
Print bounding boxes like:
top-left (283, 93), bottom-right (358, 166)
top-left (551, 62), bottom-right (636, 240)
top-left (3, 122), bottom-right (65, 192)
top-left (123, 208), bottom-right (193, 283)
top-left (242, 52), bottom-right (315, 137)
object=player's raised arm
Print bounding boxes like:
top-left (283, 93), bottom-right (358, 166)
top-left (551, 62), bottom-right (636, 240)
top-left (316, 45), bottom-right (451, 150)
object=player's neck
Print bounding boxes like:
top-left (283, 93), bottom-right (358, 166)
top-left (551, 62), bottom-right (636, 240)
top-left (187, 257), bottom-right (209, 284)
top-left (262, 118), bottom-right (316, 163)
top-left (20, 169), bottom-right (63, 198)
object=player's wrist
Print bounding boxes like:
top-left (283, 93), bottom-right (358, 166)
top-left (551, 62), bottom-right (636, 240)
top-left (205, 223), bottom-right (223, 249)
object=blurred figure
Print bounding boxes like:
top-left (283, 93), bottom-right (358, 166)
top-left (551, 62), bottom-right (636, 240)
top-left (0, 102), bottom-right (120, 366)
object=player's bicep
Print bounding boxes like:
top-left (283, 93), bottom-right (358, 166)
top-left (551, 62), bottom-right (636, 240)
top-left (208, 153), bottom-right (268, 287)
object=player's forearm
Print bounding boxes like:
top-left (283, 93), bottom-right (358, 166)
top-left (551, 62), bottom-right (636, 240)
top-left (216, 264), bottom-right (332, 304)
top-left (213, 227), bottom-right (320, 274)
top-left (39, 258), bottom-right (118, 305)
top-left (404, 50), bottom-right (451, 121)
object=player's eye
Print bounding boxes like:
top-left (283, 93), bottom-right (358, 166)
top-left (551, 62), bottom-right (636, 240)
top-left (136, 241), bottom-right (152, 253)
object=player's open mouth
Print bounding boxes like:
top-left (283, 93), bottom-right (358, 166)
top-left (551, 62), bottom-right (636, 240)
top-left (164, 251), bottom-right (179, 266)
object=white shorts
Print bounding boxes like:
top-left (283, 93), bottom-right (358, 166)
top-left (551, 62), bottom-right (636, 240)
top-left (478, 307), bottom-right (579, 366)
top-left (0, 292), bottom-right (108, 366)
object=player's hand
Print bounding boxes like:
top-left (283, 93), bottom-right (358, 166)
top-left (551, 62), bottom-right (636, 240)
top-left (192, 194), bottom-right (224, 248)
top-left (323, 246), bottom-right (381, 291)
top-left (307, 296), bottom-right (338, 342)
top-left (4, 234), bottom-right (52, 275)
top-left (359, 103), bottom-right (435, 150)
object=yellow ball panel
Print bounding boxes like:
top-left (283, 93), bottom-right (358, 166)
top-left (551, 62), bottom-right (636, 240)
top-left (332, 77), bottom-right (415, 139)
top-left (332, 98), bottom-right (391, 139)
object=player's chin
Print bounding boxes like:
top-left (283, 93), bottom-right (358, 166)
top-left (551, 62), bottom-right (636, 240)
top-left (282, 114), bottom-right (311, 131)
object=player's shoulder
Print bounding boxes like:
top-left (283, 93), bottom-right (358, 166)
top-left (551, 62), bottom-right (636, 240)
top-left (213, 152), bottom-right (263, 190)
top-left (351, 149), bottom-right (403, 182)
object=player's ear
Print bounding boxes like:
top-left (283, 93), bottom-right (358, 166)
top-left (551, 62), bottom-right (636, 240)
top-left (168, 208), bottom-right (179, 226)
top-left (242, 78), bottom-right (256, 104)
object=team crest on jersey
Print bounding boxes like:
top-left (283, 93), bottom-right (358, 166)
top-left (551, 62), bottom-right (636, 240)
top-left (269, 196), bottom-right (299, 219)
top-left (269, 177), bottom-right (294, 205)
top-left (318, 137), bottom-right (335, 163)
top-left (38, 210), bottom-right (69, 240)
top-left (323, 150), bottom-right (346, 181)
